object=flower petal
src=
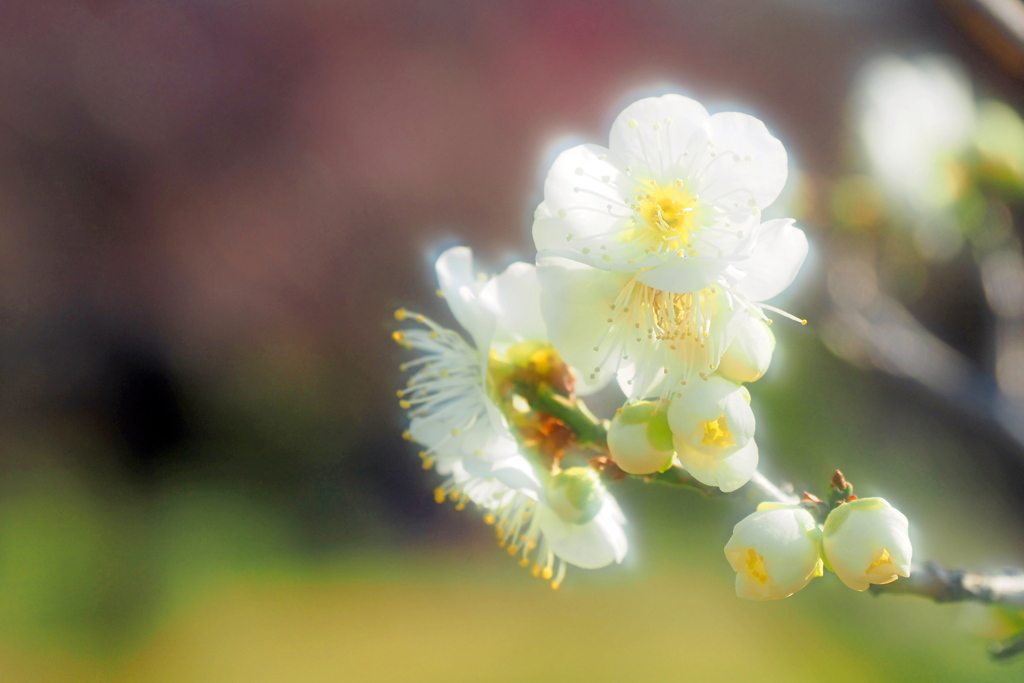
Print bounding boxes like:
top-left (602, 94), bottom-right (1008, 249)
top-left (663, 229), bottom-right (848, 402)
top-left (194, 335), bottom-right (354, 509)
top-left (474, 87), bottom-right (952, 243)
top-left (696, 112), bottom-right (788, 210)
top-left (734, 219), bottom-right (808, 302)
top-left (636, 256), bottom-right (733, 294)
top-left (435, 246), bottom-right (495, 350)
top-left (609, 95), bottom-right (710, 178)
top-left (540, 143), bottom-right (632, 244)
top-left (536, 498), bottom-right (627, 569)
top-left (463, 453), bottom-right (542, 495)
top-left (480, 262), bottom-right (548, 348)
top-left (677, 439), bottom-right (758, 492)
top-left (536, 256), bottom-right (633, 384)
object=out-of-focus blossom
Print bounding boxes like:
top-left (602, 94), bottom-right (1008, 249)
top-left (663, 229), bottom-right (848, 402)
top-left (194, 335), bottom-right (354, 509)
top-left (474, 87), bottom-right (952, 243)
top-left (724, 503), bottom-right (824, 600)
top-left (821, 497), bottom-right (912, 591)
top-left (855, 55), bottom-right (975, 258)
top-left (533, 94), bottom-right (807, 401)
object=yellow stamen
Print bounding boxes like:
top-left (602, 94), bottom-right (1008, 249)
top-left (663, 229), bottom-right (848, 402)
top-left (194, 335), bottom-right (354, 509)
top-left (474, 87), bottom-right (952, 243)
top-left (868, 549), bottom-right (892, 573)
top-left (745, 547), bottom-right (769, 587)
top-left (702, 415), bottom-right (735, 448)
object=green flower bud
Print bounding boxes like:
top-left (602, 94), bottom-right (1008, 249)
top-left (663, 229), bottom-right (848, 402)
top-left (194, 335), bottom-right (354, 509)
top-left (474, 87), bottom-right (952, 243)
top-left (547, 467), bottom-right (605, 525)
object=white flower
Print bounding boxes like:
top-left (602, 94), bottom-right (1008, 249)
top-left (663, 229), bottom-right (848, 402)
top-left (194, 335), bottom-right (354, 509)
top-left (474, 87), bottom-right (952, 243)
top-left (667, 376), bottom-right (757, 492)
top-left (436, 458), bottom-right (628, 588)
top-left (397, 247), bottom-right (629, 585)
top-left (398, 246), bottom-right (589, 471)
top-left (855, 55), bottom-right (974, 258)
top-left (821, 497), bottom-right (912, 592)
top-left (606, 401), bottom-right (675, 475)
top-left (724, 504), bottom-right (823, 600)
top-left (534, 94), bottom-right (807, 400)
top-left (715, 314), bottom-right (775, 384)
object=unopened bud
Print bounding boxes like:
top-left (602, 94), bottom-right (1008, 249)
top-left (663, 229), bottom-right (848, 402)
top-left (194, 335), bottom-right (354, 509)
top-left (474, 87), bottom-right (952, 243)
top-left (822, 497), bottom-right (912, 591)
top-left (607, 402), bottom-right (675, 475)
top-left (725, 504), bottom-right (824, 600)
top-left (547, 467), bottom-right (605, 524)
top-left (716, 316), bottom-right (775, 384)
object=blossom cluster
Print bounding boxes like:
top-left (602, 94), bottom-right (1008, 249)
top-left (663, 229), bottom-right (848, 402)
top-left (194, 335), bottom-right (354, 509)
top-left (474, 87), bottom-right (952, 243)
top-left (393, 93), bottom-right (912, 595)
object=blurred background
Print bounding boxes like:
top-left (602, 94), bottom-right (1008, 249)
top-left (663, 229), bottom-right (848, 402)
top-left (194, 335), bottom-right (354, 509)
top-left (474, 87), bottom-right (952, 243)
top-left (3, 0), bottom-right (1024, 680)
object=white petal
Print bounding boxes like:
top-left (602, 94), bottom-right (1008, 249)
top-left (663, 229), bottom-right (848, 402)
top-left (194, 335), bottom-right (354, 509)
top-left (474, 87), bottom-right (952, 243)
top-left (716, 314), bottom-right (775, 384)
top-left (636, 256), bottom-right (732, 294)
top-left (734, 219), bottom-right (808, 302)
top-left (536, 256), bottom-right (633, 382)
top-left (480, 262), bottom-right (548, 347)
top-left (696, 112), bottom-right (788, 210)
top-left (536, 498), bottom-right (626, 569)
top-left (609, 95), bottom-right (710, 178)
top-left (462, 453), bottom-right (542, 495)
top-left (668, 376), bottom-right (751, 433)
top-left (435, 247), bottom-right (495, 350)
top-left (541, 144), bottom-right (631, 243)
top-left (677, 439), bottom-right (758, 492)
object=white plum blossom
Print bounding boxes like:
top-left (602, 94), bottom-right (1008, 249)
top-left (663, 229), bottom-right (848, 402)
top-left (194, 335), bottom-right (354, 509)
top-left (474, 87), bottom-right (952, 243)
top-left (667, 376), bottom-right (757, 492)
top-left (396, 246), bottom-right (628, 585)
top-left (534, 94), bottom-right (807, 400)
top-left (606, 401), bottom-right (675, 475)
top-left (395, 246), bottom-right (521, 474)
top-left (724, 504), bottom-right (824, 600)
top-left (821, 497), bottom-right (912, 592)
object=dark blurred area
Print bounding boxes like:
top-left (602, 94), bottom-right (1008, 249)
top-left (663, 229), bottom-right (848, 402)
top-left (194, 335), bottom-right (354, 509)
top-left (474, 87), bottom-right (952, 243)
top-left (3, 0), bottom-right (1024, 680)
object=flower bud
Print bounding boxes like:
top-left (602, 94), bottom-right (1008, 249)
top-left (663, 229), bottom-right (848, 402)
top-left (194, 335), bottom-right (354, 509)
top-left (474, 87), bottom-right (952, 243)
top-left (547, 467), bottom-right (605, 524)
top-left (667, 377), bottom-right (757, 492)
top-left (716, 316), bottom-right (775, 384)
top-left (607, 402), bottom-right (675, 475)
top-left (821, 497), bottom-right (912, 592)
top-left (724, 504), bottom-right (824, 600)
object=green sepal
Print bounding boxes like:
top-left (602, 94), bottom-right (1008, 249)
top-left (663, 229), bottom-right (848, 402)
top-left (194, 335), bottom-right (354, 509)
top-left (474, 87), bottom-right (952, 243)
top-left (646, 410), bottom-right (674, 452)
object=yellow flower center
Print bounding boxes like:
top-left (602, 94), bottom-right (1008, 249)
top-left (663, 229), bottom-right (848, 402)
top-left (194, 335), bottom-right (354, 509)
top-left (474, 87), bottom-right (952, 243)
top-left (634, 179), bottom-right (698, 250)
top-left (745, 547), bottom-right (769, 587)
top-left (702, 415), bottom-right (735, 448)
top-left (867, 549), bottom-right (892, 574)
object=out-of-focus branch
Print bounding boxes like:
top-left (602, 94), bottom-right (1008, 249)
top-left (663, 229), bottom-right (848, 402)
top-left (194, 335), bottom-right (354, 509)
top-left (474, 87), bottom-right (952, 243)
top-left (871, 560), bottom-right (1024, 608)
top-left (944, 0), bottom-right (1024, 81)
top-left (823, 254), bottom-right (1024, 454)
